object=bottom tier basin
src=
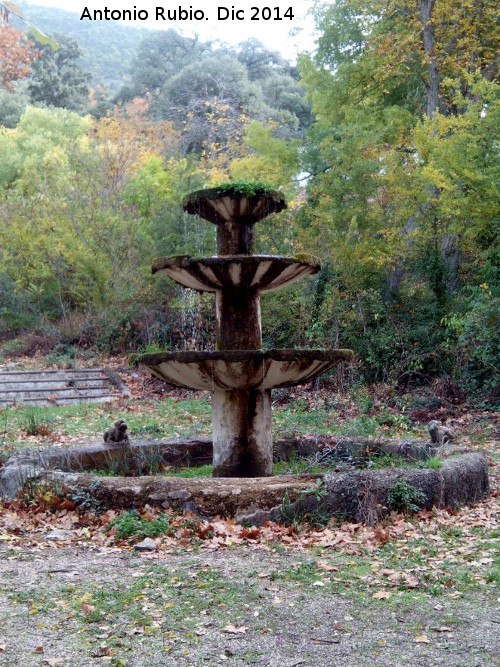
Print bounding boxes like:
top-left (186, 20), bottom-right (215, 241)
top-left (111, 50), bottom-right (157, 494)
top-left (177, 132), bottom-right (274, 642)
top-left (137, 349), bottom-right (353, 391)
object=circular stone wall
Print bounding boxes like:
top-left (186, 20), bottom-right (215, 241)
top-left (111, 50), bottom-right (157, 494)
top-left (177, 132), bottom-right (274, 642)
top-left (0, 439), bottom-right (489, 526)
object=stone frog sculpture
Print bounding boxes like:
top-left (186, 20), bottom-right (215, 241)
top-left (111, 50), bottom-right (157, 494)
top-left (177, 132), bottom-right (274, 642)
top-left (428, 420), bottom-right (457, 446)
top-left (103, 419), bottom-right (129, 444)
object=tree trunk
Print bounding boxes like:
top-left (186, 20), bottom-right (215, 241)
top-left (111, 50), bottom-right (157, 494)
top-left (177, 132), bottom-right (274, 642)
top-left (418, 0), bottom-right (442, 118)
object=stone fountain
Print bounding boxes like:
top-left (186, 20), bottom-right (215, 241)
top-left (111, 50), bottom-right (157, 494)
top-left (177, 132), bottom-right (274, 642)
top-left (137, 184), bottom-right (352, 477)
top-left (0, 185), bottom-right (490, 518)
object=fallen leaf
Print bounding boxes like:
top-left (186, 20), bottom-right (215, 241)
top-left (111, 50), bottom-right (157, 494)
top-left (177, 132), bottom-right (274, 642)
top-left (314, 561), bottom-right (339, 572)
top-left (403, 575), bottom-right (420, 589)
top-left (432, 626), bottom-right (452, 633)
top-left (373, 527), bottom-right (390, 544)
top-left (34, 646), bottom-right (44, 654)
top-left (80, 603), bottom-right (95, 616)
top-left (414, 634), bottom-right (430, 643)
top-left (43, 660), bottom-right (64, 666)
top-left (222, 624), bottom-right (247, 634)
top-left (372, 591), bottom-right (391, 600)
top-left (0, 645), bottom-right (6, 652)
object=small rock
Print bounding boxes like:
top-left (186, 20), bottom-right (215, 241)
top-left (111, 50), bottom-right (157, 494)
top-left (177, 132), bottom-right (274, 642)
top-left (148, 492), bottom-right (170, 502)
top-left (180, 501), bottom-right (197, 513)
top-left (234, 509), bottom-right (272, 526)
top-left (44, 530), bottom-right (74, 541)
top-left (134, 537), bottom-right (157, 552)
top-left (168, 489), bottom-right (191, 501)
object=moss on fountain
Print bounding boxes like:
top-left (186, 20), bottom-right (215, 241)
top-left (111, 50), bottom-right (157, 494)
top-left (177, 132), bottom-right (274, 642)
top-left (183, 181), bottom-right (286, 225)
top-left (151, 254), bottom-right (190, 272)
top-left (185, 180), bottom-right (280, 200)
top-left (290, 252), bottom-right (321, 266)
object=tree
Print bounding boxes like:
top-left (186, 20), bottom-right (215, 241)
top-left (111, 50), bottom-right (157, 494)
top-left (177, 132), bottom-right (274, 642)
top-left (124, 30), bottom-right (210, 99)
top-left (0, 24), bottom-right (38, 88)
top-left (153, 54), bottom-right (258, 157)
top-left (0, 103), bottom-right (209, 350)
top-left (233, 38), bottom-right (287, 81)
top-left (0, 86), bottom-right (28, 126)
top-left (296, 0), bottom-right (500, 391)
top-left (27, 34), bottom-right (90, 111)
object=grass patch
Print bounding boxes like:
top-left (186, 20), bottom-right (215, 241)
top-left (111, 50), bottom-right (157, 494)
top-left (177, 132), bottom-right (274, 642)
top-left (273, 457), bottom-right (328, 475)
top-left (0, 396), bottom-right (212, 453)
top-left (21, 406), bottom-right (56, 436)
top-left (162, 464), bottom-right (213, 478)
top-left (367, 454), bottom-right (443, 470)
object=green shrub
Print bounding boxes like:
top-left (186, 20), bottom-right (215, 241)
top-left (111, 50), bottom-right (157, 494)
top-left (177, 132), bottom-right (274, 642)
top-left (443, 287), bottom-right (500, 405)
top-left (110, 510), bottom-right (173, 540)
top-left (386, 478), bottom-right (427, 513)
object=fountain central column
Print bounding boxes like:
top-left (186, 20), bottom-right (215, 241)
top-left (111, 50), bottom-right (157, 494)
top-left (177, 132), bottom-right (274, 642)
top-left (212, 217), bottom-right (271, 476)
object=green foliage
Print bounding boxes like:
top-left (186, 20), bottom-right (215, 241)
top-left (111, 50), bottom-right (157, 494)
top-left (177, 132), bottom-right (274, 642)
top-left (110, 510), bottom-right (173, 540)
top-left (27, 33), bottom-right (90, 111)
top-left (127, 29), bottom-right (208, 97)
top-left (443, 285), bottom-right (500, 405)
top-left (20, 3), bottom-right (144, 91)
top-left (417, 457), bottom-right (442, 470)
top-left (209, 180), bottom-right (274, 197)
top-left (386, 479), bottom-right (427, 514)
top-left (273, 457), bottom-right (331, 475)
top-left (230, 122), bottom-right (300, 189)
top-left (296, 1), bottom-right (500, 399)
top-left (0, 87), bottom-right (28, 127)
top-left (368, 453), bottom-right (409, 469)
top-left (0, 0), bottom-right (497, 406)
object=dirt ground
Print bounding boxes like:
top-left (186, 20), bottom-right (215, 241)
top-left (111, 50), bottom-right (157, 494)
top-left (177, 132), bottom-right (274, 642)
top-left (1, 536), bottom-right (498, 667)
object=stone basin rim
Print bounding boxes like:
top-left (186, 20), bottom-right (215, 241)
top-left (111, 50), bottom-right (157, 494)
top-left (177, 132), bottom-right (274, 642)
top-left (183, 188), bottom-right (287, 224)
top-left (137, 348), bottom-right (353, 366)
top-left (152, 254), bottom-right (321, 274)
top-left (151, 254), bottom-right (322, 294)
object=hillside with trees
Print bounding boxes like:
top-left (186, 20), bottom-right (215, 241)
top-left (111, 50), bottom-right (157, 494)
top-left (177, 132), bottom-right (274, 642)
top-left (0, 0), bottom-right (498, 405)
top-left (17, 1), bottom-right (145, 91)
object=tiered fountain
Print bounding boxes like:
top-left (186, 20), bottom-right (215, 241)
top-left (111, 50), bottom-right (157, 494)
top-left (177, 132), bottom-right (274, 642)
top-left (137, 184), bottom-right (352, 477)
top-left (0, 185), bottom-right (489, 518)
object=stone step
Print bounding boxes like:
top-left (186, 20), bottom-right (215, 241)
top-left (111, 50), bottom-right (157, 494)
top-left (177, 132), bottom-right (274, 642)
top-left (0, 375), bottom-right (109, 391)
top-left (0, 368), bottom-right (130, 406)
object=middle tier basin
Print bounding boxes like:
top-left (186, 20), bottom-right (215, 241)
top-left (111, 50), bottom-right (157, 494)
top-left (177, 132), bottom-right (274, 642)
top-left (151, 255), bottom-right (320, 293)
top-left (138, 349), bottom-right (353, 391)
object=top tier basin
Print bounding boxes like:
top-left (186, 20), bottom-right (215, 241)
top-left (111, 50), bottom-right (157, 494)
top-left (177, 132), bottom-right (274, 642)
top-left (152, 255), bottom-right (321, 293)
top-left (183, 187), bottom-right (286, 224)
top-left (138, 349), bottom-right (353, 391)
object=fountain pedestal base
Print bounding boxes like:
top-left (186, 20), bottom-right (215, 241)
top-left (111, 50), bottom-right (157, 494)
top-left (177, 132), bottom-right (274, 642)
top-left (212, 388), bottom-right (272, 477)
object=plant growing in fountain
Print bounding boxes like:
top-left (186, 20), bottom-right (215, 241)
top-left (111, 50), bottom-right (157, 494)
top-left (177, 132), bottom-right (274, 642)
top-left (387, 478), bottom-right (427, 513)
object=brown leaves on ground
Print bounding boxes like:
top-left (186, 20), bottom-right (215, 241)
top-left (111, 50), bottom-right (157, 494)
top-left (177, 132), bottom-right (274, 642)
top-left (1, 470), bottom-right (498, 560)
